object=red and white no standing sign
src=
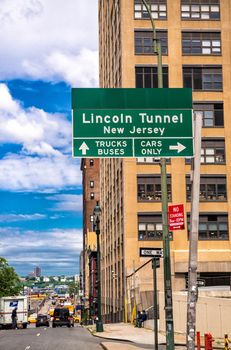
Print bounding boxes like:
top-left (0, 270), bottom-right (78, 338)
top-left (168, 204), bottom-right (185, 230)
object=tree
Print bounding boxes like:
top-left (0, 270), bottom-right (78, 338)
top-left (0, 257), bottom-right (22, 297)
top-left (68, 281), bottom-right (79, 296)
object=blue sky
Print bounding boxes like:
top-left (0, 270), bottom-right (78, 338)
top-left (0, 0), bottom-right (98, 276)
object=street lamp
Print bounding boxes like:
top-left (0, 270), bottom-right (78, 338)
top-left (93, 201), bottom-right (104, 332)
top-left (141, 1), bottom-right (175, 350)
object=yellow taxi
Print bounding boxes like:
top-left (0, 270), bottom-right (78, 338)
top-left (73, 314), bottom-right (81, 323)
top-left (28, 313), bottom-right (37, 324)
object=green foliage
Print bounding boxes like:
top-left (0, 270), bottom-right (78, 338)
top-left (0, 257), bottom-right (22, 297)
top-left (68, 281), bottom-right (79, 296)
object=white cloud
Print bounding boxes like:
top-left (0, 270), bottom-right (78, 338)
top-left (46, 194), bottom-right (82, 212)
top-left (0, 84), bottom-right (82, 192)
top-left (0, 84), bottom-right (71, 155)
top-left (0, 213), bottom-right (46, 223)
top-left (0, 0), bottom-right (99, 85)
top-left (0, 154), bottom-right (81, 191)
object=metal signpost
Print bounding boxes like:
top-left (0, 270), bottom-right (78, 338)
top-left (140, 247), bottom-right (163, 350)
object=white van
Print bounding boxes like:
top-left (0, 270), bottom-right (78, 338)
top-left (0, 296), bottom-right (28, 329)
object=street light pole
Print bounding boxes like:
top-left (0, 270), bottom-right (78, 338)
top-left (141, 2), bottom-right (174, 350)
top-left (93, 201), bottom-right (104, 332)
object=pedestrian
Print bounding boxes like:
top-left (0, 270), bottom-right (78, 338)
top-left (141, 310), bottom-right (147, 327)
top-left (135, 311), bottom-right (142, 328)
top-left (11, 307), bottom-right (17, 329)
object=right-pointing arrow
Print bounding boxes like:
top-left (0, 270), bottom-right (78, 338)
top-left (169, 142), bottom-right (186, 153)
top-left (79, 142), bottom-right (89, 155)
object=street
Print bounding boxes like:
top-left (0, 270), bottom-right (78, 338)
top-left (0, 325), bottom-right (102, 350)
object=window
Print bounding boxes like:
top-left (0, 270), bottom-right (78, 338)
top-left (193, 103), bottom-right (224, 127)
top-left (136, 66), bottom-right (168, 88)
top-left (181, 0), bottom-right (220, 20)
top-left (137, 157), bottom-right (170, 164)
top-left (201, 139), bottom-right (225, 164)
top-left (135, 30), bottom-right (168, 55)
top-left (137, 175), bottom-right (171, 201)
top-left (186, 175), bottom-right (227, 201)
top-left (134, 0), bottom-right (167, 20)
top-left (89, 159), bottom-right (94, 166)
top-left (90, 192), bottom-right (94, 200)
top-left (182, 32), bottom-right (221, 55)
top-left (183, 66), bottom-right (222, 91)
top-left (188, 214), bottom-right (228, 240)
top-left (90, 181), bottom-right (94, 188)
top-left (138, 214), bottom-right (163, 240)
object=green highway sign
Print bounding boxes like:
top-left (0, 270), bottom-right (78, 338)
top-left (72, 88), bottom-right (194, 158)
top-left (134, 138), bottom-right (194, 157)
top-left (73, 138), bottom-right (133, 157)
top-left (73, 109), bottom-right (193, 139)
top-left (73, 137), bottom-right (194, 158)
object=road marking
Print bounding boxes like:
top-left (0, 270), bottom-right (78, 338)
top-left (36, 333), bottom-right (40, 337)
top-left (25, 346), bottom-right (31, 350)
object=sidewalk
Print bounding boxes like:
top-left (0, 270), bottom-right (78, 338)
top-left (87, 322), bottom-right (225, 350)
top-left (87, 322), bottom-right (187, 350)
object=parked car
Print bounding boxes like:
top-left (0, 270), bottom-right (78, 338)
top-left (52, 308), bottom-right (72, 328)
top-left (28, 313), bottom-right (37, 324)
top-left (36, 314), bottom-right (49, 328)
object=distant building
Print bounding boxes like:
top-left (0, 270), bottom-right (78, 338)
top-left (34, 266), bottom-right (41, 277)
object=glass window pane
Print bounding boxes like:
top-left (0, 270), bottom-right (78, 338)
top-left (213, 41), bottom-right (221, 47)
top-left (135, 5), bottom-right (141, 10)
top-left (213, 48), bottom-right (221, 53)
top-left (135, 12), bottom-right (142, 19)
top-left (206, 156), bottom-right (215, 163)
top-left (156, 224), bottom-right (163, 231)
top-left (192, 13), bottom-right (200, 18)
top-left (151, 5), bottom-right (158, 11)
top-left (182, 5), bottom-right (190, 11)
top-left (159, 5), bottom-right (166, 11)
top-left (147, 223), bottom-right (155, 231)
top-left (199, 223), bottom-right (207, 230)
top-left (191, 5), bottom-right (199, 11)
top-left (208, 223), bottom-right (217, 230)
top-left (202, 41), bottom-right (211, 47)
top-left (139, 223), bottom-right (146, 230)
top-left (201, 5), bottom-right (209, 11)
top-left (211, 6), bottom-right (219, 12)
top-left (201, 13), bottom-right (210, 19)
top-left (219, 223), bottom-right (227, 230)
top-left (152, 12), bottom-right (158, 19)
top-left (205, 149), bottom-right (215, 155)
top-left (202, 48), bottom-right (211, 54)
top-left (182, 12), bottom-right (190, 17)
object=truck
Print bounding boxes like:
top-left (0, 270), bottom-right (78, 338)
top-left (0, 296), bottom-right (28, 329)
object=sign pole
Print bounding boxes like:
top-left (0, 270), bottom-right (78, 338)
top-left (186, 112), bottom-right (202, 350)
top-left (141, 1), bottom-right (175, 349)
top-left (152, 258), bottom-right (158, 350)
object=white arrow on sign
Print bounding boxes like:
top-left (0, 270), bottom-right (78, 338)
top-left (79, 142), bottom-right (89, 155)
top-left (169, 142), bottom-right (186, 153)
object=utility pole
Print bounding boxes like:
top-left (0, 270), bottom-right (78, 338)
top-left (141, 1), bottom-right (174, 349)
top-left (186, 113), bottom-right (202, 350)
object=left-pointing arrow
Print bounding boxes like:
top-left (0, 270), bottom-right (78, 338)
top-left (79, 142), bottom-right (89, 155)
top-left (169, 142), bottom-right (186, 153)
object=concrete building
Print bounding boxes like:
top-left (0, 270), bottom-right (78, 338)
top-left (98, 0), bottom-right (231, 322)
top-left (81, 158), bottom-right (100, 312)
top-left (34, 266), bottom-right (41, 277)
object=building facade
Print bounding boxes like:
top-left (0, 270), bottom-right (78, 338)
top-left (81, 158), bottom-right (100, 308)
top-left (98, 0), bottom-right (231, 322)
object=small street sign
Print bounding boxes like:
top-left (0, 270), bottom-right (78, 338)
top-left (152, 258), bottom-right (160, 269)
top-left (72, 88), bottom-right (194, 158)
top-left (168, 204), bottom-right (185, 230)
top-left (139, 248), bottom-right (163, 258)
